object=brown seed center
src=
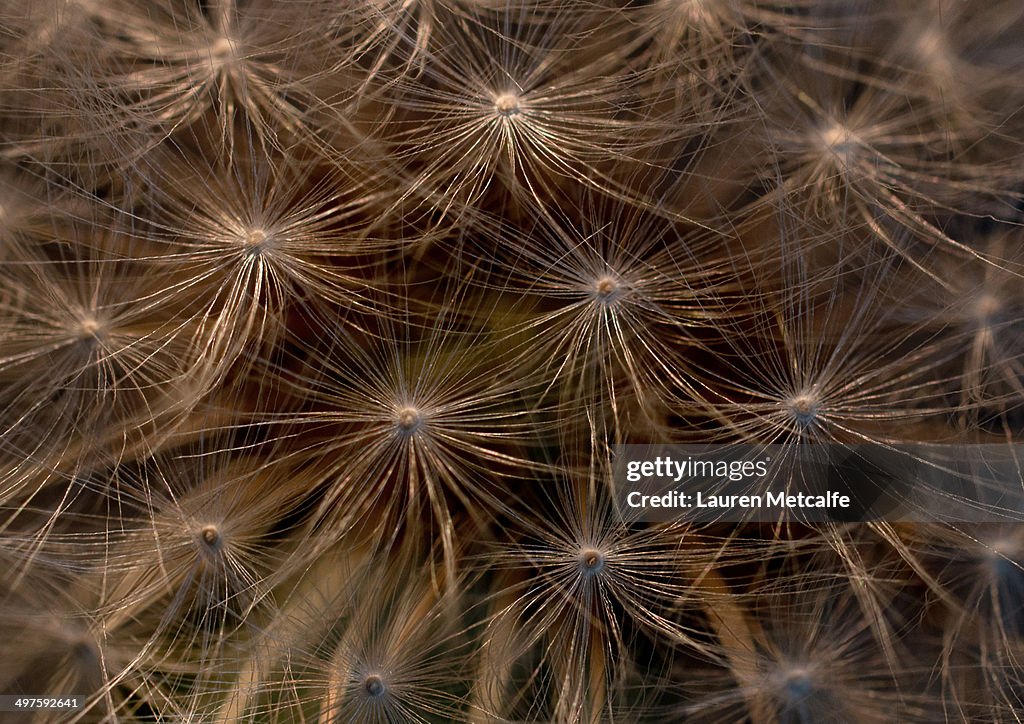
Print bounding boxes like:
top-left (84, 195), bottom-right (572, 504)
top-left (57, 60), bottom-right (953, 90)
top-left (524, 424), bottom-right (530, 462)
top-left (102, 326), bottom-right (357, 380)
top-left (364, 674), bottom-right (386, 697)
top-left (494, 93), bottom-right (522, 116)
top-left (201, 525), bottom-right (220, 546)
top-left (397, 407), bottom-right (422, 432)
top-left (787, 395), bottom-right (819, 426)
top-left (579, 547), bottom-right (606, 574)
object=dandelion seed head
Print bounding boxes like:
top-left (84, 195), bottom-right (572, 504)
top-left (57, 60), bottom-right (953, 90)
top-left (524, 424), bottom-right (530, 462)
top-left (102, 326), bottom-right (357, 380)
top-left (5, 5), bottom-right (1021, 719)
top-left (493, 92), bottom-right (524, 117)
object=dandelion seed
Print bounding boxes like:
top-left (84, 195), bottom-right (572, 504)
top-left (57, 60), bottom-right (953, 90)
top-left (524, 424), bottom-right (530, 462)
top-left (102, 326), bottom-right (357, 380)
top-left (376, 4), bottom-right (710, 220)
top-left (0, 582), bottom-right (111, 715)
top-left (276, 286), bottom-right (548, 572)
top-left (478, 448), bottom-right (728, 721)
top-left (679, 571), bottom-right (926, 723)
top-left (269, 551), bottom-right (476, 723)
top-left (630, 0), bottom-right (757, 80)
top-left (692, 245), bottom-right (969, 448)
top-left (115, 142), bottom-right (402, 397)
top-left (53, 440), bottom-right (316, 697)
top-left (0, 243), bottom-right (209, 493)
top-left (746, 39), bottom-right (1019, 266)
top-left (904, 524), bottom-right (1024, 638)
top-left (882, 0), bottom-right (1024, 137)
top-left (40, 0), bottom-right (354, 163)
top-left (891, 234), bottom-right (1024, 421)
top-left (470, 191), bottom-right (739, 430)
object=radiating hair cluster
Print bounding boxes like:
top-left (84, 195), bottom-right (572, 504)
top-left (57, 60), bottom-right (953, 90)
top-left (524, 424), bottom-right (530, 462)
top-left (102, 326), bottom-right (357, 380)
top-left (2, 0), bottom-right (1023, 721)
